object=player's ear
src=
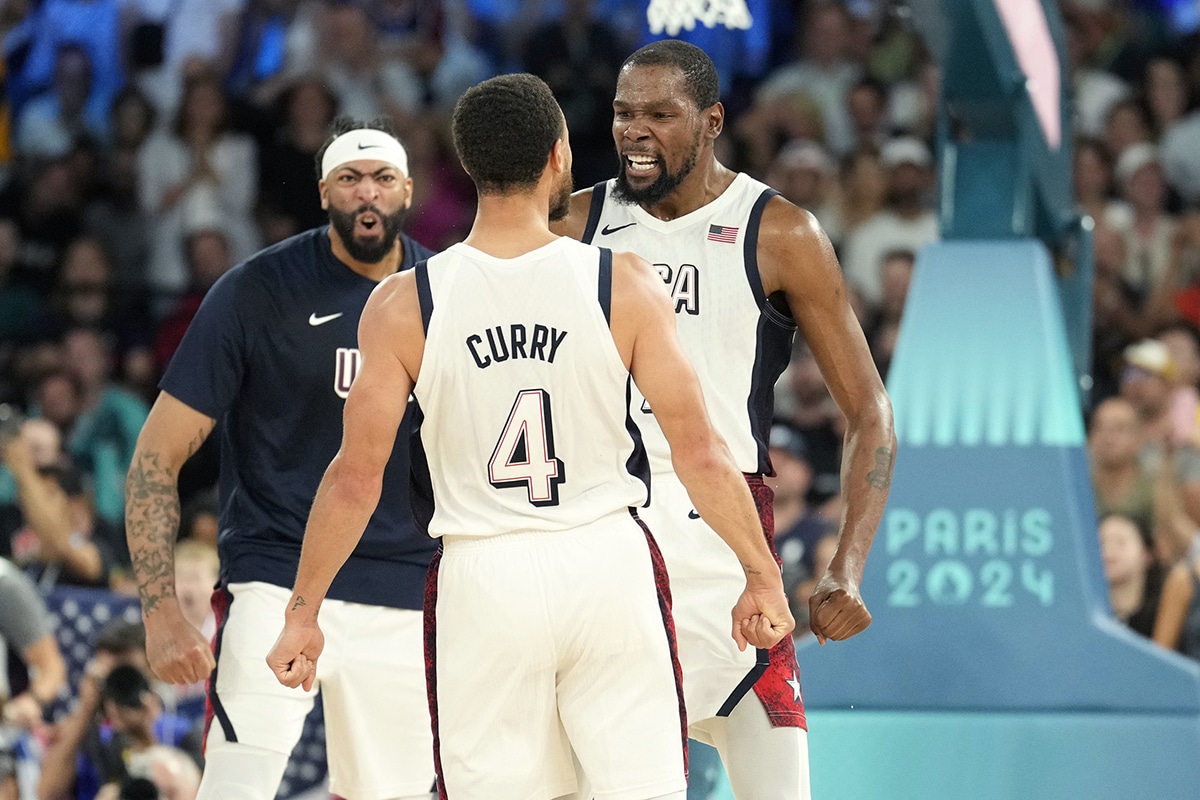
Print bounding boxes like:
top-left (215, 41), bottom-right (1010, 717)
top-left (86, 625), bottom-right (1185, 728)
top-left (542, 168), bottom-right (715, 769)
top-left (318, 180), bottom-right (329, 210)
top-left (706, 102), bottom-right (725, 140)
top-left (550, 138), bottom-right (568, 175)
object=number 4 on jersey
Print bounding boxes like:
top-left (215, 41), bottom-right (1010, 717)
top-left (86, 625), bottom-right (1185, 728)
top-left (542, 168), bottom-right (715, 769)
top-left (488, 389), bottom-right (566, 506)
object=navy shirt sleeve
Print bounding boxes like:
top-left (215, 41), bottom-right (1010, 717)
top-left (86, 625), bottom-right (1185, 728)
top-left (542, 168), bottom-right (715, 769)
top-left (159, 267), bottom-right (254, 419)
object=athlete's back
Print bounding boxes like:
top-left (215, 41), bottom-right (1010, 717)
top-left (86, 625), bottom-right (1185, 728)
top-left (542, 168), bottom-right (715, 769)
top-left (414, 237), bottom-right (648, 536)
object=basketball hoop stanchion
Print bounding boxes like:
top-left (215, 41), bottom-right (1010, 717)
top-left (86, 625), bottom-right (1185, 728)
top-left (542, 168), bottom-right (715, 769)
top-left (646, 0), bottom-right (752, 35)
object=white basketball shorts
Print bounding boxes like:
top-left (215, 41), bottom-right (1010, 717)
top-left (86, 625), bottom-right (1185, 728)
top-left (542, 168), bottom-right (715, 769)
top-left (425, 509), bottom-right (687, 800)
top-left (206, 581), bottom-right (435, 800)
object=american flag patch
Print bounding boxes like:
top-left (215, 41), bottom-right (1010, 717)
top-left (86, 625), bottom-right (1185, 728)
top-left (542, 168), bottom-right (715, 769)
top-left (707, 224), bottom-right (739, 243)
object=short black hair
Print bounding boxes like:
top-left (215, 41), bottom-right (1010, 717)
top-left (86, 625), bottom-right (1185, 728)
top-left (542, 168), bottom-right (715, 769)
top-left (451, 73), bottom-right (563, 194)
top-left (621, 40), bottom-right (720, 110)
top-left (314, 116), bottom-right (402, 181)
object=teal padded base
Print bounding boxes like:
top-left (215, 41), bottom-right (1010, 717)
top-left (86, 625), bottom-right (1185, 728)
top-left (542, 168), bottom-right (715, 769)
top-left (705, 710), bottom-right (1200, 800)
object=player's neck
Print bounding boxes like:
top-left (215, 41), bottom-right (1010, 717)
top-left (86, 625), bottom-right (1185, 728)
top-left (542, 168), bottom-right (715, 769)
top-left (463, 195), bottom-right (559, 259)
top-left (641, 161), bottom-right (736, 222)
top-left (328, 230), bottom-right (404, 282)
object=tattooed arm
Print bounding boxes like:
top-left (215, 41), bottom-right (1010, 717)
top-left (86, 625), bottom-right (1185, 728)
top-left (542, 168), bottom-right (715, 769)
top-left (125, 391), bottom-right (217, 684)
top-left (759, 198), bottom-right (896, 643)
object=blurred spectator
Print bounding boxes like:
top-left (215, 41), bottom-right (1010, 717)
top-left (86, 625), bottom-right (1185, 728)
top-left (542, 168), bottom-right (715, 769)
top-left (1158, 323), bottom-right (1200, 448)
top-left (83, 148), bottom-right (153, 298)
top-left (164, 539), bottom-right (217, 726)
top-left (153, 225), bottom-right (234, 373)
top-left (15, 43), bottom-right (109, 160)
top-left (1143, 55), bottom-right (1191, 140)
top-left (0, 556), bottom-right (68, 743)
top-left (781, 344), bottom-right (842, 506)
top-left (843, 76), bottom-right (890, 155)
top-left (1089, 397), bottom-right (1156, 541)
top-left (834, 146), bottom-right (887, 239)
top-left (117, 745), bottom-right (200, 800)
top-left (138, 71), bottom-right (259, 303)
top-left (1105, 143), bottom-right (1179, 301)
top-left (1152, 544), bottom-right (1200, 661)
top-left (1065, 1), bottom-right (1132, 137)
top-left (841, 136), bottom-right (938, 306)
top-left (765, 422), bottom-right (833, 605)
top-left (1099, 512), bottom-right (1164, 638)
top-left (312, 2), bottom-right (422, 124)
top-left (255, 75), bottom-right (337, 236)
top-left (0, 423), bottom-right (121, 589)
top-left (1121, 337), bottom-right (1178, 446)
top-left (38, 620), bottom-right (200, 800)
top-left (226, 0), bottom-right (304, 98)
top-left (789, 530), bottom-right (839, 642)
top-left (122, 0), bottom-right (247, 116)
top-left (885, 49), bottom-right (939, 143)
top-left (1102, 97), bottom-right (1152, 162)
top-left (403, 122), bottom-right (474, 251)
top-left (366, 0), bottom-right (490, 112)
top-left (0, 218), bottom-right (44, 342)
top-left (734, 85), bottom-right (827, 177)
top-left (31, 367), bottom-right (83, 444)
top-left (764, 140), bottom-right (843, 248)
top-left (1073, 136), bottom-right (1115, 224)
top-left (522, 0), bottom-right (625, 188)
top-left (757, 1), bottom-right (861, 155)
top-left (177, 489), bottom-right (217, 549)
top-left (62, 327), bottom-right (149, 528)
top-left (1120, 338), bottom-right (1200, 541)
top-left (106, 87), bottom-right (156, 154)
top-left (1161, 100), bottom-right (1200, 206)
top-left (3, 0), bottom-right (123, 116)
top-left (0, 158), bottom-right (87, 294)
top-left (862, 247), bottom-right (913, 379)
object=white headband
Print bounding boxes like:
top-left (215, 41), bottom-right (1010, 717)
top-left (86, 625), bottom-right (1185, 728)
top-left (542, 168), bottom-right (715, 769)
top-left (321, 129), bottom-right (409, 181)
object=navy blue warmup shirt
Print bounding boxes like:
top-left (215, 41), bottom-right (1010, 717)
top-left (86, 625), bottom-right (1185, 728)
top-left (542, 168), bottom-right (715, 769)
top-left (161, 227), bottom-right (437, 610)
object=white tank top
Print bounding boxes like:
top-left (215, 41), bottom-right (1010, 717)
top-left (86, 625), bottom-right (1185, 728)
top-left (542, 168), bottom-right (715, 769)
top-left (414, 238), bottom-right (649, 538)
top-left (582, 173), bottom-right (797, 475)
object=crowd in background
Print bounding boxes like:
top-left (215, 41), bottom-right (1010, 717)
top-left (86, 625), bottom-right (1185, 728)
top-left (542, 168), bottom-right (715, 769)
top-left (0, 0), bottom-right (1199, 799)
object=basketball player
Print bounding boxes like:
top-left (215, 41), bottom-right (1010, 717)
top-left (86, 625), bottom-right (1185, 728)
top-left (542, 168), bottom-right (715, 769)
top-left (551, 41), bottom-right (896, 799)
top-left (265, 73), bottom-right (794, 800)
top-left (125, 118), bottom-right (438, 800)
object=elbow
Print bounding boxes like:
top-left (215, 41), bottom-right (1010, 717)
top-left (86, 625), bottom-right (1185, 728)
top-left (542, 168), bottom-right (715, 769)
top-left (326, 457), bottom-right (385, 509)
top-left (670, 429), bottom-right (730, 480)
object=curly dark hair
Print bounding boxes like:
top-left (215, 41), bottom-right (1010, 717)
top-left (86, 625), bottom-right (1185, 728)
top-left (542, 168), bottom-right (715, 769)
top-left (451, 73), bottom-right (563, 194)
top-left (313, 116), bottom-right (403, 180)
top-left (621, 40), bottom-right (720, 110)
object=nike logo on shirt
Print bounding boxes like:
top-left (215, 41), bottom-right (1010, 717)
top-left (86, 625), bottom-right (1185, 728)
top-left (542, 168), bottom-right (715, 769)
top-left (687, 509), bottom-right (701, 520)
top-left (309, 312), bottom-right (344, 326)
top-left (600, 222), bottom-right (636, 235)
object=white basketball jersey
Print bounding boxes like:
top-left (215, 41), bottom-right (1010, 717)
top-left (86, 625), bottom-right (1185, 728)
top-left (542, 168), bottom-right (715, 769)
top-left (414, 239), bottom-right (649, 538)
top-left (582, 173), bottom-right (797, 475)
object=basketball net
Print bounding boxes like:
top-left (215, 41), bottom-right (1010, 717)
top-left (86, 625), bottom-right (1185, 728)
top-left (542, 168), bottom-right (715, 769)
top-left (646, 0), bottom-right (753, 36)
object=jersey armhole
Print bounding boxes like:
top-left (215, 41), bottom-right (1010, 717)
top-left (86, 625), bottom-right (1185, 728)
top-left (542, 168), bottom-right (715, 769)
top-left (598, 248), bottom-right (613, 325)
top-left (581, 181), bottom-right (609, 244)
top-left (744, 188), bottom-right (797, 331)
top-left (415, 258), bottom-right (433, 334)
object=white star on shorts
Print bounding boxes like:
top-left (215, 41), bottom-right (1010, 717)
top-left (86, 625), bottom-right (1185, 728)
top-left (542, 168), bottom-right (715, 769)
top-left (786, 672), bottom-right (801, 704)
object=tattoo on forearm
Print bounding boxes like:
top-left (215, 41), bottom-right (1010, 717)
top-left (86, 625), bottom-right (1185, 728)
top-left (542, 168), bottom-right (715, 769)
top-left (743, 564), bottom-right (762, 576)
top-left (125, 430), bottom-right (205, 614)
top-left (291, 596), bottom-right (307, 611)
top-left (867, 446), bottom-right (894, 490)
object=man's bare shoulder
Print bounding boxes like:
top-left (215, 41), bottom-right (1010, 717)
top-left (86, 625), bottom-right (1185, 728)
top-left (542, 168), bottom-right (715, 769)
top-left (757, 193), bottom-right (841, 294)
top-left (759, 193), bottom-right (826, 249)
top-left (549, 186), bottom-right (597, 240)
top-left (363, 269), bottom-right (421, 333)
